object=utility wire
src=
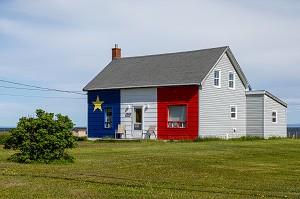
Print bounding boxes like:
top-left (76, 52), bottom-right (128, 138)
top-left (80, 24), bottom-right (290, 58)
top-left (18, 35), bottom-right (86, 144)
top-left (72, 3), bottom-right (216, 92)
top-left (0, 85), bottom-right (56, 91)
top-left (0, 93), bottom-right (86, 100)
top-left (0, 79), bottom-right (86, 95)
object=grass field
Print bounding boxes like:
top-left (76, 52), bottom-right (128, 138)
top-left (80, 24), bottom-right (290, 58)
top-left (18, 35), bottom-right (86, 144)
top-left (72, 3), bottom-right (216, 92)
top-left (0, 139), bottom-right (300, 198)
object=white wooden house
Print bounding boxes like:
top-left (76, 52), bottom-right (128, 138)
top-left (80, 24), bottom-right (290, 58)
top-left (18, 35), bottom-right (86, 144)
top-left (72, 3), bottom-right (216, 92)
top-left (83, 46), bottom-right (287, 139)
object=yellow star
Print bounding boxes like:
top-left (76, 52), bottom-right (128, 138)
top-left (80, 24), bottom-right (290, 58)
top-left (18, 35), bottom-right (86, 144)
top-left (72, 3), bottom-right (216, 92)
top-left (92, 95), bottom-right (104, 112)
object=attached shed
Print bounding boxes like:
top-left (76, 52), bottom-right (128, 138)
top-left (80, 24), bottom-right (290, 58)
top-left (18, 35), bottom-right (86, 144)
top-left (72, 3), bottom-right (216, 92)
top-left (246, 90), bottom-right (287, 138)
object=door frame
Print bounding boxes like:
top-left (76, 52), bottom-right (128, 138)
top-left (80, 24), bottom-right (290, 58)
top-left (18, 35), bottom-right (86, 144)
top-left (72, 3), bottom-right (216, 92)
top-left (131, 106), bottom-right (144, 137)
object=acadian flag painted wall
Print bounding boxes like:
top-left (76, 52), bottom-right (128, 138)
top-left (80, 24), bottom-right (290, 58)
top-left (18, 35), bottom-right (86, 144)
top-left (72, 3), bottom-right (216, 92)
top-left (88, 90), bottom-right (120, 138)
top-left (87, 85), bottom-right (199, 140)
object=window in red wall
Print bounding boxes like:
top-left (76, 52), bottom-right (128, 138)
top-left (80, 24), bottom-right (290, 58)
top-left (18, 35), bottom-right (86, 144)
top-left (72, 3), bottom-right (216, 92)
top-left (168, 105), bottom-right (187, 128)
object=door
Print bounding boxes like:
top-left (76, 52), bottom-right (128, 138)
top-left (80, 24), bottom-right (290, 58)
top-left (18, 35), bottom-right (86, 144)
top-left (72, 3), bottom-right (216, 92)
top-left (132, 107), bottom-right (143, 138)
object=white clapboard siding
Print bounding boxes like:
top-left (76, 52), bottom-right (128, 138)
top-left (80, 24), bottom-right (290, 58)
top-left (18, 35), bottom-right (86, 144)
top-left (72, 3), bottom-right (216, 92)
top-left (199, 53), bottom-right (247, 138)
top-left (121, 88), bottom-right (157, 139)
top-left (264, 95), bottom-right (287, 138)
top-left (246, 94), bottom-right (264, 137)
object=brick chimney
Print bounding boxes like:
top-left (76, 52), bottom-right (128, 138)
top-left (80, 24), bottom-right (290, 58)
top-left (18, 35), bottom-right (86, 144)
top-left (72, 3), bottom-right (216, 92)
top-left (112, 44), bottom-right (121, 60)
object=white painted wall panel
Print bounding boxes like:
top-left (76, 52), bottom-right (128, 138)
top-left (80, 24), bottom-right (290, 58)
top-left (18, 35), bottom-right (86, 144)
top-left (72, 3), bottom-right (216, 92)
top-left (199, 53), bottom-right (247, 138)
top-left (264, 95), bottom-right (287, 138)
top-left (246, 94), bottom-right (264, 137)
top-left (121, 88), bottom-right (157, 139)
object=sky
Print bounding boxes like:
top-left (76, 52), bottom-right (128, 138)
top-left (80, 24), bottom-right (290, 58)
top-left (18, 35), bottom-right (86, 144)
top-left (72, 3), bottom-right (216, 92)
top-left (0, 0), bottom-right (300, 127)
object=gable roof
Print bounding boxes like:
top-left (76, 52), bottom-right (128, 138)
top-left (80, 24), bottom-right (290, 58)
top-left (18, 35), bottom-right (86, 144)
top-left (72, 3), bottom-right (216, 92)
top-left (83, 46), bottom-right (248, 91)
top-left (246, 90), bottom-right (287, 107)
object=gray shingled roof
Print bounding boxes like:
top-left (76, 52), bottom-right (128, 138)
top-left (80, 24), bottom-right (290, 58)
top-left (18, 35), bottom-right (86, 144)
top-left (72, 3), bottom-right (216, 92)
top-left (83, 46), bottom-right (228, 91)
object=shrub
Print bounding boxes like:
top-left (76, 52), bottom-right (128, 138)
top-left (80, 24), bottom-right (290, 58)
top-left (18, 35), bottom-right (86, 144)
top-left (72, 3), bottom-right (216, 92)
top-left (193, 137), bottom-right (223, 142)
top-left (73, 136), bottom-right (88, 141)
top-left (268, 136), bottom-right (285, 140)
top-left (4, 109), bottom-right (77, 164)
top-left (230, 136), bottom-right (264, 141)
top-left (0, 132), bottom-right (10, 144)
top-left (193, 136), bottom-right (264, 142)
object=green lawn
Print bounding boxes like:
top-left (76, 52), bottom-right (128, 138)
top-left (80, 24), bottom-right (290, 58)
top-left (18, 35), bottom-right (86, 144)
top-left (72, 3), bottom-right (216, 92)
top-left (0, 139), bottom-right (300, 198)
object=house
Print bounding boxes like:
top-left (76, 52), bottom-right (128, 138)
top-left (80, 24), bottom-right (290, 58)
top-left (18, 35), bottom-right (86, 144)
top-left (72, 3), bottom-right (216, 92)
top-left (72, 127), bottom-right (87, 137)
top-left (83, 46), bottom-right (287, 140)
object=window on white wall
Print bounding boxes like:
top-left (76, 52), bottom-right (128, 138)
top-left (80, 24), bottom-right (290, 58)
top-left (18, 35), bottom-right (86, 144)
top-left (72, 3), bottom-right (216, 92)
top-left (272, 111), bottom-right (277, 123)
top-left (214, 70), bottom-right (221, 88)
top-left (168, 105), bottom-right (187, 128)
top-left (229, 72), bottom-right (235, 89)
top-left (231, 106), bottom-right (237, 119)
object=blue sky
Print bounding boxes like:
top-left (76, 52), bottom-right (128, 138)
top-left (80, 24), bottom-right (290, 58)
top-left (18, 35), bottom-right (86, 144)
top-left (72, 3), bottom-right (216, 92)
top-left (0, 0), bottom-right (300, 127)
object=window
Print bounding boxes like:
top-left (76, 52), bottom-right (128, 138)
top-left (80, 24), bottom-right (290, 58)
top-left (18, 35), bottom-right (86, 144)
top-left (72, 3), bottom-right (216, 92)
top-left (214, 70), bottom-right (221, 87)
top-left (272, 111), bottom-right (277, 123)
top-left (229, 72), bottom-right (235, 89)
top-left (231, 106), bottom-right (237, 119)
top-left (104, 108), bottom-right (112, 128)
top-left (168, 105), bottom-right (187, 128)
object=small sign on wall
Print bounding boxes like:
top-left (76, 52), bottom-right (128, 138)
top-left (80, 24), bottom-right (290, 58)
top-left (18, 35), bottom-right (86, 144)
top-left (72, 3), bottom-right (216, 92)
top-left (125, 113), bottom-right (131, 117)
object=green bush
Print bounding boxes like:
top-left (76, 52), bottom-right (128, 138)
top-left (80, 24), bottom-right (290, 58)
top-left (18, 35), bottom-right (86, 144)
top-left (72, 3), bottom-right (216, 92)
top-left (230, 136), bottom-right (264, 141)
top-left (267, 136), bottom-right (285, 140)
top-left (95, 139), bottom-right (142, 143)
top-left (73, 136), bottom-right (88, 141)
top-left (0, 132), bottom-right (10, 144)
top-left (193, 137), bottom-right (223, 142)
top-left (4, 109), bottom-right (77, 164)
top-left (193, 135), bottom-right (265, 142)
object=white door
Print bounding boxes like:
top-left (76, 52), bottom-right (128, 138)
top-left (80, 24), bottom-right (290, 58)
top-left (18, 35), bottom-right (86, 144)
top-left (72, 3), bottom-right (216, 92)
top-left (132, 107), bottom-right (143, 138)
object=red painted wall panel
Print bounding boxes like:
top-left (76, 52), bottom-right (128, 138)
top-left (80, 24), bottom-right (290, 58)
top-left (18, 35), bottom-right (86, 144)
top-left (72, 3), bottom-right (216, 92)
top-left (157, 86), bottom-right (199, 140)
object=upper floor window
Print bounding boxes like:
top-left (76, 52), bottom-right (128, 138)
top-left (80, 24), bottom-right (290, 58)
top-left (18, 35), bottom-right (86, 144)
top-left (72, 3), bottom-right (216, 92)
top-left (104, 108), bottom-right (112, 128)
top-left (229, 72), bottom-right (235, 89)
top-left (231, 106), bottom-right (237, 119)
top-left (272, 111), bottom-right (277, 123)
top-left (168, 105), bottom-right (187, 128)
top-left (214, 70), bottom-right (221, 88)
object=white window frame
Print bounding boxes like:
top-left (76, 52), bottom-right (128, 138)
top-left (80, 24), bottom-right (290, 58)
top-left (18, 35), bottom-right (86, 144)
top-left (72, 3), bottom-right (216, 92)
top-left (230, 105), bottom-right (237, 119)
top-left (214, 69), bottom-right (221, 88)
top-left (272, 110), bottom-right (277, 123)
top-left (228, 72), bottom-right (235, 90)
top-left (167, 105), bottom-right (187, 128)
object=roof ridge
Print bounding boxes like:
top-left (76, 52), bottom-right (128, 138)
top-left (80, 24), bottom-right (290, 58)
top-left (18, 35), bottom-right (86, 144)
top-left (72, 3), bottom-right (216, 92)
top-left (84, 45), bottom-right (230, 91)
top-left (117, 46), bottom-right (228, 60)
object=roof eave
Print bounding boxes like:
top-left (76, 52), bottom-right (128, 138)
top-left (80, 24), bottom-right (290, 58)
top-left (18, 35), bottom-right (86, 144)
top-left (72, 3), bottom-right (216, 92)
top-left (83, 83), bottom-right (201, 91)
top-left (200, 46), bottom-right (229, 86)
top-left (225, 48), bottom-right (249, 89)
top-left (246, 90), bottom-right (287, 107)
top-left (200, 47), bottom-right (249, 89)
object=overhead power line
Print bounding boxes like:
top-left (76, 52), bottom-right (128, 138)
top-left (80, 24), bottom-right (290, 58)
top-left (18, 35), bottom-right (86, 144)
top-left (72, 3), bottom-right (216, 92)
top-left (0, 85), bottom-right (57, 91)
top-left (0, 79), bottom-right (86, 95)
top-left (0, 93), bottom-right (86, 100)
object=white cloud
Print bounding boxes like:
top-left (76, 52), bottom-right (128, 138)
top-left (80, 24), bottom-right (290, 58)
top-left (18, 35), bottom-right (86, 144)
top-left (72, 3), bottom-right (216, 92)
top-left (0, 0), bottom-right (299, 125)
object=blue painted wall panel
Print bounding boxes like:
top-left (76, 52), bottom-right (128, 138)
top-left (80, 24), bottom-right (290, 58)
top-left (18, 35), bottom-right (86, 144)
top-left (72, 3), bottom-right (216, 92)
top-left (87, 90), bottom-right (120, 138)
